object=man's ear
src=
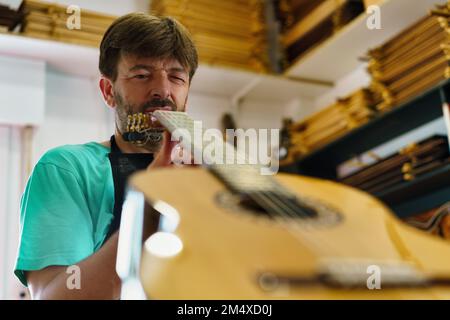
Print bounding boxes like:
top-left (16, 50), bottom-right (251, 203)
top-left (99, 76), bottom-right (116, 108)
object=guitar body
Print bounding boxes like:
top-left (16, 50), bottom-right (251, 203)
top-left (130, 167), bottom-right (450, 299)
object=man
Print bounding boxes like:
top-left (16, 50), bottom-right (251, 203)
top-left (14, 12), bottom-right (198, 299)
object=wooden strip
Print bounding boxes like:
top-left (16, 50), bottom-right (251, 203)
top-left (25, 0), bottom-right (117, 21)
top-left (24, 21), bottom-right (51, 32)
top-left (377, 28), bottom-right (446, 69)
top-left (26, 17), bottom-right (110, 35)
top-left (392, 71), bottom-right (447, 104)
top-left (303, 115), bottom-right (349, 135)
top-left (376, 34), bottom-right (446, 73)
top-left (152, 1), bottom-right (253, 21)
top-left (304, 126), bottom-right (349, 149)
top-left (193, 33), bottom-right (256, 51)
top-left (26, 11), bottom-right (114, 29)
top-left (379, 43), bottom-right (446, 80)
top-left (303, 119), bottom-right (349, 142)
top-left (375, 15), bottom-right (439, 55)
top-left (199, 58), bottom-right (266, 72)
top-left (153, 0), bottom-right (253, 15)
top-left (293, 103), bottom-right (343, 129)
top-left (380, 46), bottom-right (446, 82)
top-left (387, 56), bottom-right (448, 92)
top-left (156, 8), bottom-right (254, 28)
top-left (195, 44), bottom-right (255, 58)
top-left (183, 23), bottom-right (254, 40)
top-left (303, 112), bottom-right (348, 133)
top-left (154, 7), bottom-right (255, 32)
top-left (282, 0), bottom-right (346, 47)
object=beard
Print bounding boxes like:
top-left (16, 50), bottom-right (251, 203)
top-left (114, 91), bottom-right (178, 152)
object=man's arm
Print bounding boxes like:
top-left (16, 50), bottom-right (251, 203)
top-left (27, 131), bottom-right (180, 300)
top-left (27, 232), bottom-right (121, 300)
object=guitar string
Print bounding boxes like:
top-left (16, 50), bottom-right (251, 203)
top-left (158, 112), bottom-right (353, 261)
top-left (207, 128), bottom-right (348, 258)
top-left (210, 166), bottom-right (347, 258)
top-left (249, 189), bottom-right (346, 258)
top-left (215, 140), bottom-right (347, 257)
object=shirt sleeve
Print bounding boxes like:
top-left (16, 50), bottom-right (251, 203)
top-left (14, 161), bottom-right (94, 287)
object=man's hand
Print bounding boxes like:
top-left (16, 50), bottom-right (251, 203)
top-left (148, 131), bottom-right (197, 169)
top-left (148, 131), bottom-right (178, 169)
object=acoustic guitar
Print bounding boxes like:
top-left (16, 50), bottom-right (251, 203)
top-left (116, 111), bottom-right (450, 300)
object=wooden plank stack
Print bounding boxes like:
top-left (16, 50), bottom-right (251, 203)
top-left (21, 0), bottom-right (117, 47)
top-left (404, 202), bottom-right (450, 240)
top-left (278, 0), bottom-right (364, 66)
top-left (339, 135), bottom-right (450, 195)
top-left (0, 2), bottom-right (25, 32)
top-left (284, 88), bottom-right (376, 162)
top-left (367, 3), bottom-right (450, 112)
top-left (151, 0), bottom-right (269, 73)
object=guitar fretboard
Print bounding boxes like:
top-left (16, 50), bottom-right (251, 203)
top-left (153, 111), bottom-right (283, 194)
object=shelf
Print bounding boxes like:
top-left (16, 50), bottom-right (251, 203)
top-left (0, 32), bottom-right (99, 77)
top-left (284, 0), bottom-right (447, 83)
top-left (375, 162), bottom-right (450, 218)
top-left (290, 79), bottom-right (450, 179)
top-left (189, 64), bottom-right (331, 101)
top-left (0, 32), bottom-right (331, 102)
top-left (281, 79), bottom-right (450, 218)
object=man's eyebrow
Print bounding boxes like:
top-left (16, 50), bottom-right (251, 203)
top-left (128, 64), bottom-right (152, 72)
top-left (169, 67), bottom-right (188, 74)
top-left (128, 64), bottom-right (187, 74)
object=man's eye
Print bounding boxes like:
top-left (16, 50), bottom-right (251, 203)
top-left (134, 74), bottom-right (148, 79)
top-left (171, 76), bottom-right (186, 83)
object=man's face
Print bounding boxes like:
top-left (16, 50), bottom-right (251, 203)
top-left (109, 54), bottom-right (190, 151)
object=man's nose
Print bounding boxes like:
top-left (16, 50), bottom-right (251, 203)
top-left (150, 73), bottom-right (170, 99)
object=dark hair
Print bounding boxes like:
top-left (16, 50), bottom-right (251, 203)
top-left (99, 13), bottom-right (198, 82)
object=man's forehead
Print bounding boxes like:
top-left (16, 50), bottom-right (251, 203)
top-left (119, 54), bottom-right (186, 72)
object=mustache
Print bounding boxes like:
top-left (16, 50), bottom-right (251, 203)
top-left (140, 98), bottom-right (177, 111)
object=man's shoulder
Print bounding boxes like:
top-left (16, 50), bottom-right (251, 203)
top-left (38, 142), bottom-right (110, 173)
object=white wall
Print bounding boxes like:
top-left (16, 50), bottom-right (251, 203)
top-left (187, 93), bottom-right (233, 130)
top-left (282, 98), bottom-right (316, 122)
top-left (0, 126), bottom-right (28, 300)
top-left (0, 56), bottom-right (45, 126)
top-left (237, 97), bottom-right (315, 130)
top-left (32, 69), bottom-right (113, 164)
top-left (314, 64), bottom-right (371, 110)
top-left (0, 55), bottom-right (45, 300)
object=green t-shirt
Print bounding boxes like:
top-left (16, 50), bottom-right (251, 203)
top-left (14, 142), bottom-right (114, 287)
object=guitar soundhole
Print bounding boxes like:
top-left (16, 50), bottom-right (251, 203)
top-left (215, 192), bottom-right (342, 227)
top-left (239, 192), bottom-right (318, 218)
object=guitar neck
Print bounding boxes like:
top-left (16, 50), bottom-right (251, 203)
top-left (152, 110), bottom-right (283, 195)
